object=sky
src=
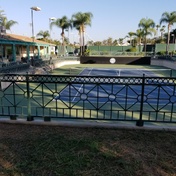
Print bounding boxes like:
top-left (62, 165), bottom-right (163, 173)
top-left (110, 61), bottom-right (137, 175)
top-left (0, 0), bottom-right (175, 43)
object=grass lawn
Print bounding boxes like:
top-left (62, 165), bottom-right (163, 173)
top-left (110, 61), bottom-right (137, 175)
top-left (0, 64), bottom-right (176, 176)
top-left (0, 123), bottom-right (176, 176)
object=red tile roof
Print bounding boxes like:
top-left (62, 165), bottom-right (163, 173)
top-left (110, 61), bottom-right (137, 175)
top-left (2, 33), bottom-right (52, 45)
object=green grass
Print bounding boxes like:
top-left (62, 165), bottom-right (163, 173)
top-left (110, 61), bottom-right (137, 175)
top-left (0, 123), bottom-right (176, 176)
top-left (1, 64), bottom-right (176, 175)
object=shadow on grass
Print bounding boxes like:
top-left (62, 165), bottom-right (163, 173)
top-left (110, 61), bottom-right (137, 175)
top-left (0, 123), bottom-right (176, 176)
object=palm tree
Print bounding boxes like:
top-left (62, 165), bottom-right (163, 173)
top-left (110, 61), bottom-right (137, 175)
top-left (0, 9), bottom-right (5, 22)
top-left (0, 16), bottom-right (18, 31)
top-left (156, 24), bottom-right (160, 37)
top-left (160, 26), bottom-right (166, 40)
top-left (118, 38), bottom-right (124, 46)
top-left (107, 37), bottom-right (113, 46)
top-left (50, 16), bottom-right (72, 55)
top-left (72, 12), bottom-right (93, 55)
top-left (138, 18), bottom-right (156, 53)
top-left (132, 29), bottom-right (145, 52)
top-left (160, 11), bottom-right (176, 54)
top-left (36, 30), bottom-right (50, 41)
top-left (126, 32), bottom-right (134, 45)
top-left (112, 39), bottom-right (118, 46)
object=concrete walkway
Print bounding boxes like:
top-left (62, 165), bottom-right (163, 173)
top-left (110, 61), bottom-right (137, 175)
top-left (0, 118), bottom-right (176, 131)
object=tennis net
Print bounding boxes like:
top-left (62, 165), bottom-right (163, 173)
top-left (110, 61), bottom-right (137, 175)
top-left (71, 68), bottom-right (174, 77)
top-left (116, 68), bottom-right (173, 77)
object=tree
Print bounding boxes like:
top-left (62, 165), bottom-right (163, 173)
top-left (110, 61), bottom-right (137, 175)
top-left (87, 40), bottom-right (94, 46)
top-left (107, 37), bottom-right (113, 46)
top-left (160, 25), bottom-right (166, 40)
top-left (138, 18), bottom-right (156, 53)
top-left (50, 16), bottom-right (72, 55)
top-left (94, 41), bottom-right (102, 46)
top-left (126, 32), bottom-right (134, 45)
top-left (118, 38), bottom-right (124, 45)
top-left (0, 9), bottom-right (5, 23)
top-left (72, 12), bottom-right (93, 55)
top-left (112, 39), bottom-right (118, 46)
top-left (36, 30), bottom-right (50, 41)
top-left (102, 37), bottom-right (113, 46)
top-left (132, 29), bottom-right (145, 52)
top-left (160, 11), bottom-right (176, 54)
top-left (156, 24), bottom-right (160, 37)
top-left (0, 16), bottom-right (18, 31)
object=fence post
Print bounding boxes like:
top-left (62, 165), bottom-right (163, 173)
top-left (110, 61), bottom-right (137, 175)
top-left (26, 73), bottom-right (33, 121)
top-left (10, 81), bottom-right (17, 120)
top-left (136, 74), bottom-right (145, 126)
top-left (170, 69), bottom-right (173, 77)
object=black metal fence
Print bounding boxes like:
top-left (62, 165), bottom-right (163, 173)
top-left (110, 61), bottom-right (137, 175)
top-left (0, 74), bottom-right (176, 126)
top-left (0, 62), bottom-right (30, 73)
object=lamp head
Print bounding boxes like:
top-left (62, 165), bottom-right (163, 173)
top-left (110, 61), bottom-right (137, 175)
top-left (49, 17), bottom-right (56, 21)
top-left (31, 6), bottom-right (41, 11)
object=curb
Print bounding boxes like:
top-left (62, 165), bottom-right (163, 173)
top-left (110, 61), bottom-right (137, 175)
top-left (0, 119), bottom-right (176, 132)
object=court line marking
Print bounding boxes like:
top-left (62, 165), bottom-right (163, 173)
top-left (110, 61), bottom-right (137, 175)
top-left (54, 67), bottom-right (92, 101)
top-left (71, 68), bottom-right (93, 102)
top-left (55, 68), bottom-right (176, 102)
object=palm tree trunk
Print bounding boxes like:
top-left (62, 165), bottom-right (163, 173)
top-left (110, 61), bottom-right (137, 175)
top-left (82, 31), bottom-right (85, 54)
top-left (139, 38), bottom-right (141, 52)
top-left (61, 30), bottom-right (65, 56)
top-left (130, 37), bottom-right (131, 45)
top-left (82, 26), bottom-right (85, 54)
top-left (166, 25), bottom-right (170, 55)
top-left (144, 36), bottom-right (147, 53)
top-left (79, 29), bottom-right (83, 56)
top-left (62, 36), bottom-right (65, 56)
top-left (80, 35), bottom-right (82, 56)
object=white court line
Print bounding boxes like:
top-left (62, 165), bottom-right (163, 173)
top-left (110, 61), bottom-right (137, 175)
top-left (53, 67), bottom-right (91, 101)
top-left (60, 68), bottom-right (176, 103)
top-left (71, 68), bottom-right (93, 102)
top-left (166, 85), bottom-right (175, 92)
top-left (54, 67), bottom-right (92, 101)
top-left (116, 69), bottom-right (121, 76)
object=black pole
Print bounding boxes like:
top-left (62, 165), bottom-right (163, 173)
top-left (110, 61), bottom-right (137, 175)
top-left (136, 74), bottom-right (145, 126)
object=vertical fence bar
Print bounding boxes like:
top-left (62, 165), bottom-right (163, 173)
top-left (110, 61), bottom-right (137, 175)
top-left (136, 74), bottom-right (145, 126)
top-left (10, 81), bottom-right (17, 120)
top-left (26, 73), bottom-right (33, 121)
top-left (170, 69), bottom-right (172, 77)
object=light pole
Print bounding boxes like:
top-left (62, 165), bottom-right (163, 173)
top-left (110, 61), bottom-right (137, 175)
top-left (49, 17), bottom-right (56, 39)
top-left (30, 6), bottom-right (41, 56)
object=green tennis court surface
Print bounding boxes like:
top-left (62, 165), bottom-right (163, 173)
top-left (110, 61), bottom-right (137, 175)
top-left (0, 64), bottom-right (176, 124)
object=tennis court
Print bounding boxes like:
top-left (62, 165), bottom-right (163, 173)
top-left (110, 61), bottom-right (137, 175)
top-left (0, 65), bottom-right (175, 124)
top-left (54, 68), bottom-right (176, 107)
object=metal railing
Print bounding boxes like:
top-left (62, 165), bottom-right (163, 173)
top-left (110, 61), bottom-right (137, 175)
top-left (0, 74), bottom-right (176, 126)
top-left (0, 62), bottom-right (30, 73)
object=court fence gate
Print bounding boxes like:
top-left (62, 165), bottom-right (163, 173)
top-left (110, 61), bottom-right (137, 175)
top-left (0, 74), bottom-right (176, 127)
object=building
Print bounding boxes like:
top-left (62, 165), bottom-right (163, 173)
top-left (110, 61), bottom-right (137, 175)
top-left (0, 33), bottom-right (55, 63)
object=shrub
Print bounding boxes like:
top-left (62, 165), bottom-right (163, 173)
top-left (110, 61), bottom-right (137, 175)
top-left (157, 51), bottom-right (166, 55)
top-left (84, 49), bottom-right (90, 56)
top-left (126, 47), bottom-right (137, 52)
